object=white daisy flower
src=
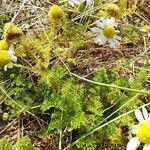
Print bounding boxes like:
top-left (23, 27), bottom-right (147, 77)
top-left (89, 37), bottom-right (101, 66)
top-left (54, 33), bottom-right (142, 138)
top-left (0, 44), bottom-right (17, 71)
top-left (140, 25), bottom-right (150, 37)
top-left (68, 0), bottom-right (93, 7)
top-left (91, 17), bottom-right (121, 48)
top-left (126, 107), bottom-right (150, 150)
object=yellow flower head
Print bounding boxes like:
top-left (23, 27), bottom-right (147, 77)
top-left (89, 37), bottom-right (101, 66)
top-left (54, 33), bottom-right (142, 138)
top-left (0, 39), bottom-right (10, 50)
top-left (0, 50), bottom-right (11, 68)
top-left (137, 121), bottom-right (150, 144)
top-left (127, 107), bottom-right (150, 150)
top-left (106, 4), bottom-right (121, 20)
top-left (3, 22), bottom-right (23, 43)
top-left (103, 25), bottom-right (115, 38)
top-left (48, 5), bottom-right (64, 20)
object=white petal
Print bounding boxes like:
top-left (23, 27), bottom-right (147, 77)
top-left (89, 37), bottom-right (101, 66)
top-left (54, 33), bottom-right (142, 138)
top-left (86, 0), bottom-right (92, 5)
top-left (8, 51), bottom-right (17, 62)
top-left (114, 35), bottom-right (121, 40)
top-left (149, 113), bottom-right (150, 120)
top-left (101, 18), bottom-right (107, 26)
top-left (132, 125), bottom-right (138, 135)
top-left (105, 19), bottom-right (110, 25)
top-left (135, 109), bottom-right (145, 122)
top-left (108, 39), bottom-right (119, 48)
top-left (96, 21), bottom-right (104, 28)
top-left (106, 17), bottom-right (117, 27)
top-left (73, 0), bottom-right (81, 4)
top-left (69, 0), bottom-right (81, 6)
top-left (109, 17), bottom-right (118, 27)
top-left (142, 107), bottom-right (149, 120)
top-left (140, 29), bottom-right (146, 32)
top-left (69, 2), bottom-right (74, 7)
top-left (95, 35), bottom-right (107, 45)
top-left (91, 27), bottom-right (102, 33)
top-left (115, 30), bottom-right (120, 33)
top-left (126, 137), bottom-right (140, 150)
top-left (7, 62), bottom-right (14, 69)
top-left (143, 144), bottom-right (150, 150)
top-left (4, 65), bottom-right (8, 71)
top-left (132, 128), bottom-right (138, 135)
top-left (11, 54), bottom-right (17, 62)
top-left (108, 17), bottom-right (115, 24)
top-left (8, 44), bottom-right (14, 52)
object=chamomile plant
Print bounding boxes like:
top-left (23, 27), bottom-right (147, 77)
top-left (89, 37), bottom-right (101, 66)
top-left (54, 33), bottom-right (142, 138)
top-left (0, 44), bottom-right (17, 71)
top-left (127, 107), bottom-right (150, 150)
top-left (91, 17), bottom-right (121, 48)
top-left (0, 22), bottom-right (21, 71)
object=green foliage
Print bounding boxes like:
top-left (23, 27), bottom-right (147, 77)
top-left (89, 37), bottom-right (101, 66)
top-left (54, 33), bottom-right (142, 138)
top-left (44, 79), bottom-right (87, 132)
top-left (4, 71), bottom-right (36, 116)
top-left (76, 136), bottom-right (97, 150)
top-left (0, 2), bottom-right (149, 149)
top-left (0, 138), bottom-right (13, 150)
top-left (1, 59), bottom-right (148, 149)
top-left (0, 136), bottom-right (35, 150)
top-left (65, 23), bottom-right (87, 49)
top-left (16, 136), bottom-right (35, 150)
top-left (122, 25), bottom-right (140, 42)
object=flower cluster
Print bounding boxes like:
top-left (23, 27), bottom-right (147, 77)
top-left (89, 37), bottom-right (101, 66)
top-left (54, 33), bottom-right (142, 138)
top-left (0, 45), bottom-right (17, 71)
top-left (127, 107), bottom-right (150, 150)
top-left (0, 22), bottom-right (22, 71)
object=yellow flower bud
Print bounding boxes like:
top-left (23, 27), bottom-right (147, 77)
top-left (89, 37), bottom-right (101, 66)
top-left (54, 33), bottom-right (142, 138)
top-left (48, 5), bottom-right (64, 20)
top-left (0, 39), bottom-right (10, 50)
top-left (106, 4), bottom-right (121, 20)
top-left (0, 50), bottom-right (11, 68)
top-left (3, 22), bottom-right (23, 43)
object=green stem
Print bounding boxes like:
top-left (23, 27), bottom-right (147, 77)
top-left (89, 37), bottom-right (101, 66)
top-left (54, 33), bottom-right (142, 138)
top-left (14, 64), bottom-right (150, 95)
top-left (70, 72), bottom-right (150, 94)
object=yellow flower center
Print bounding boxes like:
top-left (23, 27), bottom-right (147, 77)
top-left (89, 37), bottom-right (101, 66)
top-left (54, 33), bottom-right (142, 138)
top-left (103, 25), bottom-right (115, 38)
top-left (0, 50), bottom-right (11, 68)
top-left (137, 121), bottom-right (150, 144)
top-left (144, 25), bottom-right (150, 32)
top-left (0, 40), bottom-right (10, 50)
top-left (48, 5), bottom-right (64, 20)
